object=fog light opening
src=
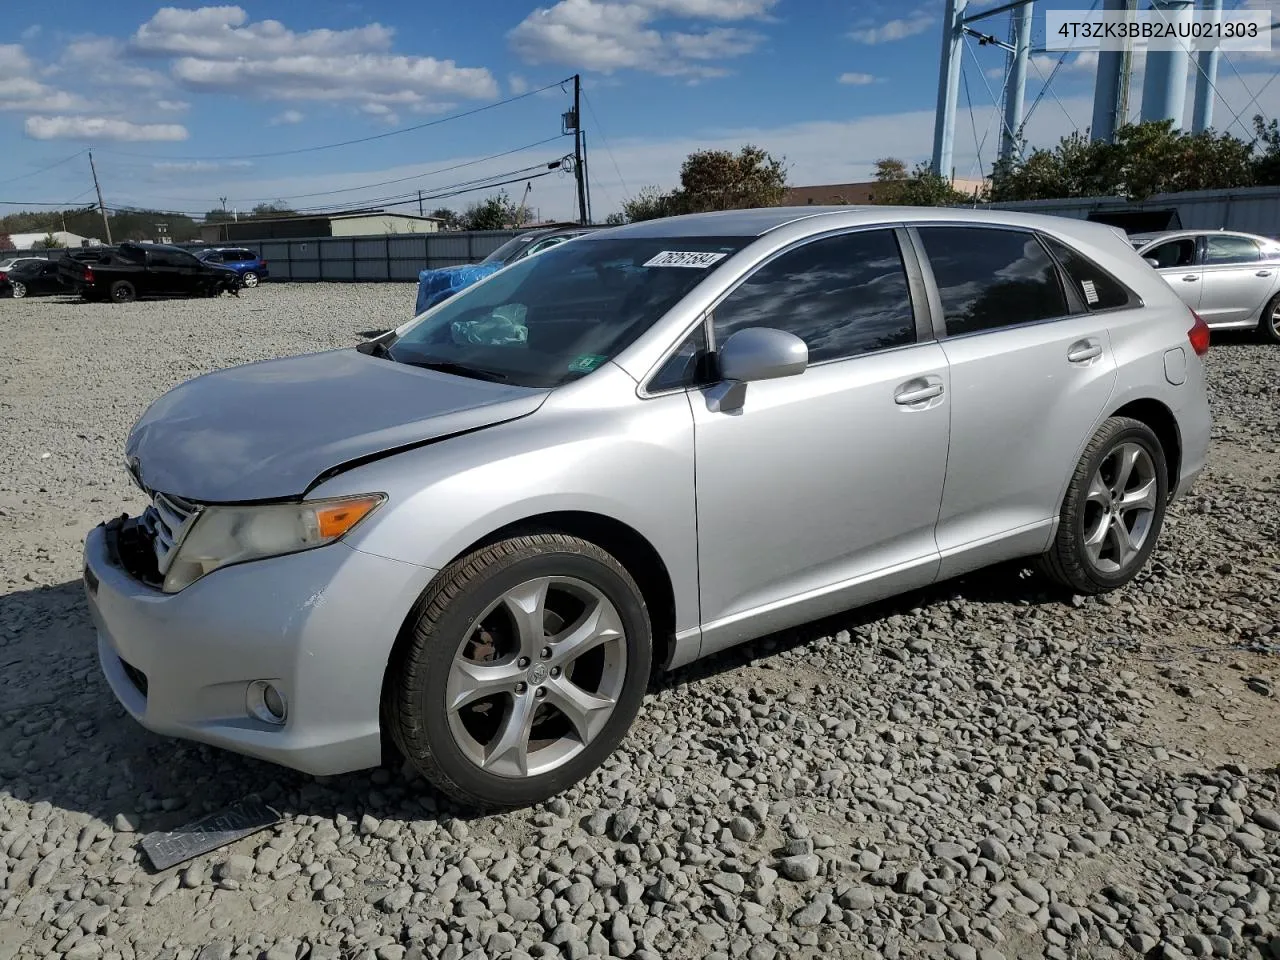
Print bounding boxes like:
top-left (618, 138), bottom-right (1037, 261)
top-left (247, 680), bottom-right (288, 725)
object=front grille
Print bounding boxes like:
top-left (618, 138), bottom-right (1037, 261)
top-left (138, 492), bottom-right (200, 576)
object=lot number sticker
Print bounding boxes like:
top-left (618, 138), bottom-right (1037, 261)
top-left (644, 250), bottom-right (729, 268)
top-left (1081, 279), bottom-right (1100, 305)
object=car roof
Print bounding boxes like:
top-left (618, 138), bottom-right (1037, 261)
top-left (586, 205), bottom-right (1132, 245)
top-left (1130, 228), bottom-right (1275, 245)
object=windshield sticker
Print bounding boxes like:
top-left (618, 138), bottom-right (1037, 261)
top-left (1081, 279), bottom-right (1100, 305)
top-left (568, 354), bottom-right (608, 373)
top-left (643, 250), bottom-right (729, 268)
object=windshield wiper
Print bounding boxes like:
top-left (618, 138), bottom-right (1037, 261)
top-left (403, 359), bottom-right (509, 383)
top-left (356, 338), bottom-right (392, 358)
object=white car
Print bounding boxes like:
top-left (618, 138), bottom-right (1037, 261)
top-left (1131, 229), bottom-right (1280, 343)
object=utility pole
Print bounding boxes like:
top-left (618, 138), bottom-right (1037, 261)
top-left (88, 150), bottom-right (112, 245)
top-left (572, 74), bottom-right (587, 225)
top-left (581, 130), bottom-right (594, 224)
top-left (418, 190), bottom-right (423, 217)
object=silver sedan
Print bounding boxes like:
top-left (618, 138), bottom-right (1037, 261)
top-left (85, 206), bottom-right (1212, 808)
top-left (1132, 229), bottom-right (1280, 343)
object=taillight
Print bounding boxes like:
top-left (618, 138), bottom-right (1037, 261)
top-left (1188, 310), bottom-right (1210, 356)
top-left (85, 267), bottom-right (95, 284)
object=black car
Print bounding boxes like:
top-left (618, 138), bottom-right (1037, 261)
top-left (58, 242), bottom-right (241, 302)
top-left (1, 258), bottom-right (64, 299)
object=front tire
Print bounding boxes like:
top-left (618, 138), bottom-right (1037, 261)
top-left (241, 271), bottom-right (259, 287)
top-left (11, 281), bottom-right (26, 299)
top-left (110, 280), bottom-right (136, 303)
top-left (386, 534), bottom-right (652, 809)
top-left (1259, 292), bottom-right (1280, 345)
top-left (1036, 416), bottom-right (1168, 595)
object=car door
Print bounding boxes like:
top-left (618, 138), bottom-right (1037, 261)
top-left (1197, 234), bottom-right (1275, 326)
top-left (34, 260), bottom-right (61, 294)
top-left (1141, 235), bottom-right (1203, 311)
top-left (911, 225), bottom-right (1120, 578)
top-left (680, 227), bottom-right (951, 655)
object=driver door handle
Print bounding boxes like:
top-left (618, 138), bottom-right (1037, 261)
top-left (1182, 275), bottom-right (1199, 282)
top-left (1067, 339), bottom-right (1103, 363)
top-left (894, 380), bottom-right (944, 405)
top-left (1258, 271), bottom-right (1273, 278)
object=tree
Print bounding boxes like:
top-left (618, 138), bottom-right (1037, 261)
top-left (874, 158), bottom-right (909, 181)
top-left (461, 190), bottom-right (521, 231)
top-left (1251, 115), bottom-right (1280, 186)
top-left (204, 208), bottom-right (234, 222)
top-left (621, 144), bottom-right (789, 222)
top-left (33, 233), bottom-right (65, 249)
top-left (990, 118), bottom-right (1262, 202)
top-left (603, 212), bottom-right (627, 226)
top-left (0, 233), bottom-right (13, 252)
top-left (430, 207), bottom-right (462, 230)
top-left (876, 162), bottom-right (981, 207)
top-left (249, 201), bottom-right (296, 219)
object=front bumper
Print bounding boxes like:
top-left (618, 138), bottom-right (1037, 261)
top-left (84, 519), bottom-right (432, 776)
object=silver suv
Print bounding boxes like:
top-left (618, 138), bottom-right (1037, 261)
top-left (84, 207), bottom-right (1212, 808)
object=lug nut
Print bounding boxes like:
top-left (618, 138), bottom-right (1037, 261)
top-left (517, 657), bottom-right (530, 668)
top-left (535, 688), bottom-right (547, 699)
top-left (515, 682), bottom-right (527, 694)
top-left (550, 666), bottom-right (561, 679)
top-left (540, 647), bottom-right (552, 660)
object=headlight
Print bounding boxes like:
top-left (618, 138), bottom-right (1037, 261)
top-left (162, 494), bottom-right (385, 593)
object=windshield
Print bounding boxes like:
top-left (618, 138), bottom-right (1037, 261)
top-left (388, 235), bottom-right (749, 388)
top-left (479, 234), bottom-right (540, 266)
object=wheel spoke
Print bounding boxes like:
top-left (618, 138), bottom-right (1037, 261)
top-left (483, 694), bottom-right (537, 777)
top-left (1106, 516), bottom-right (1139, 567)
top-left (1119, 478), bottom-right (1158, 513)
top-left (1112, 443), bottom-right (1142, 494)
top-left (1086, 472), bottom-right (1110, 507)
top-left (551, 598), bottom-right (624, 666)
top-left (446, 658), bottom-right (524, 712)
top-left (544, 675), bottom-right (615, 745)
top-left (500, 579), bottom-right (552, 657)
top-left (1084, 513), bottom-right (1110, 549)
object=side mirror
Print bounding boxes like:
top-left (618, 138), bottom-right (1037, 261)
top-left (1145, 257), bottom-right (1161, 268)
top-left (717, 327), bottom-right (809, 383)
top-left (705, 327), bottom-right (808, 414)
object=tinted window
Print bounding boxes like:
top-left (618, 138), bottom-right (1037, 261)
top-left (711, 229), bottom-right (917, 364)
top-left (919, 227), bottom-right (1068, 335)
top-left (1041, 235), bottom-right (1136, 311)
top-left (1145, 238), bottom-right (1197, 269)
top-left (1204, 235), bottom-right (1260, 265)
top-left (649, 324), bottom-right (712, 392)
top-left (149, 249), bottom-right (200, 268)
top-left (201, 251), bottom-right (222, 262)
top-left (389, 236), bottom-right (748, 389)
top-left (229, 249), bottom-right (255, 261)
top-left (1261, 242), bottom-right (1280, 264)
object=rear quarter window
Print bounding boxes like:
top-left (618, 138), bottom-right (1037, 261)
top-left (1040, 234), bottom-right (1140, 311)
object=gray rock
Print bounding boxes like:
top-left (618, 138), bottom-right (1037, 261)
top-left (779, 855), bottom-right (820, 882)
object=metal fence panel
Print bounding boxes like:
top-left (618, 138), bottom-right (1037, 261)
top-left (355, 259), bottom-right (391, 280)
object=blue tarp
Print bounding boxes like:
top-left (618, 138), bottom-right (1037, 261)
top-left (413, 263), bottom-right (503, 316)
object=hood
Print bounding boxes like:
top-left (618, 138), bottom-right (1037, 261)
top-left (126, 348), bottom-right (549, 503)
top-left (414, 263), bottom-right (503, 315)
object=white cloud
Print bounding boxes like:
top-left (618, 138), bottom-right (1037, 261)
top-left (509, 73), bottom-right (531, 95)
top-left (849, 11), bottom-right (935, 45)
top-left (269, 108), bottom-right (305, 125)
top-left (20, 25), bottom-right (41, 41)
top-left (128, 5), bottom-right (497, 110)
top-left (25, 115), bottom-right (189, 141)
top-left (360, 102), bottom-right (400, 125)
top-left (508, 0), bottom-right (772, 78)
top-left (838, 72), bottom-right (879, 85)
top-left (152, 159), bottom-right (252, 173)
top-left (63, 38), bottom-right (171, 91)
top-left (155, 99), bottom-right (190, 112)
top-left (131, 6), bottom-right (395, 59)
top-left (0, 44), bottom-right (87, 113)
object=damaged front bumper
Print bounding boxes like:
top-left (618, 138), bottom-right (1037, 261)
top-left (83, 513), bottom-right (431, 776)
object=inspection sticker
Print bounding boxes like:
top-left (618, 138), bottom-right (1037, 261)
top-left (568, 354), bottom-right (608, 373)
top-left (643, 250), bottom-right (728, 268)
top-left (1081, 279), bottom-right (1100, 305)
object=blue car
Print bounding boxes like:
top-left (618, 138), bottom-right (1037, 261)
top-left (196, 247), bottom-right (270, 287)
top-left (413, 226), bottom-right (595, 316)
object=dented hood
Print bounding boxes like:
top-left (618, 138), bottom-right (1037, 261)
top-left (125, 347), bottom-right (548, 503)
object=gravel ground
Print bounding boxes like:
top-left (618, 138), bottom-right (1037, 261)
top-left (2, 283), bottom-right (1279, 960)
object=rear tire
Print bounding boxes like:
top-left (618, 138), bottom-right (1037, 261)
top-left (1036, 416), bottom-right (1168, 595)
top-left (11, 281), bottom-right (26, 299)
top-left (241, 271), bottom-right (259, 287)
top-left (1259, 292), bottom-right (1280, 345)
top-left (385, 534), bottom-right (652, 810)
top-left (110, 281), bottom-right (136, 303)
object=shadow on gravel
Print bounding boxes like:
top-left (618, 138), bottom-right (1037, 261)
top-left (1, 558), bottom-right (1065, 855)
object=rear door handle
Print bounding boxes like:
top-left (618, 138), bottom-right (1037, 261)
top-left (1182, 275), bottom-right (1199, 282)
top-left (1258, 271), bottom-right (1273, 278)
top-left (894, 380), bottom-right (944, 405)
top-left (1067, 339), bottom-right (1103, 363)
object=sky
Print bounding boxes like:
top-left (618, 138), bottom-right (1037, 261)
top-left (2, 0), bottom-right (1279, 227)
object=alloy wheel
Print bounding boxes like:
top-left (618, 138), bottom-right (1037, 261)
top-left (12, 282), bottom-right (26, 298)
top-left (242, 272), bottom-right (259, 287)
top-left (1271, 301), bottom-right (1280, 339)
top-left (445, 576), bottom-right (627, 779)
top-left (1082, 441), bottom-right (1159, 574)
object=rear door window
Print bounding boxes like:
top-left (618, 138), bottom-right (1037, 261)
top-left (1040, 235), bottom-right (1138, 311)
top-left (916, 227), bottom-right (1069, 335)
top-left (1204, 235), bottom-right (1261, 265)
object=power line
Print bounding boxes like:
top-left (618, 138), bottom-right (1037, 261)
top-left (95, 78), bottom-right (574, 163)
top-left (0, 150), bottom-right (89, 187)
top-left (580, 86), bottom-right (630, 203)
